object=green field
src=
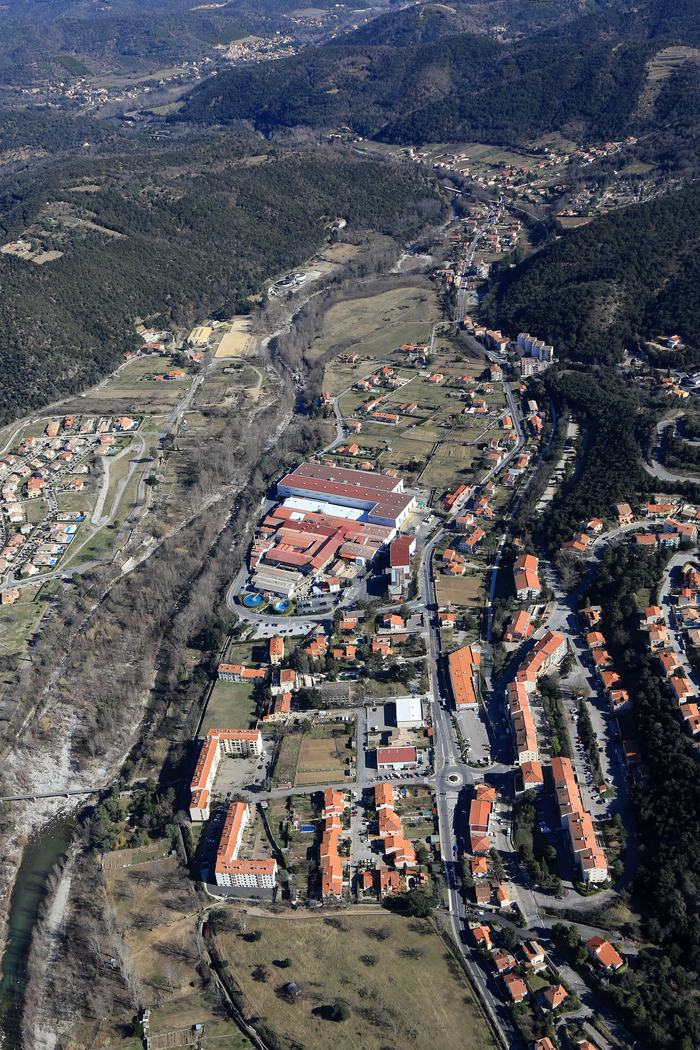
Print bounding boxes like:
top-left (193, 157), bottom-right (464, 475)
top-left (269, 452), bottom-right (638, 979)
top-left (0, 599), bottom-right (44, 655)
top-left (305, 285), bottom-right (440, 364)
top-left (204, 680), bottom-right (259, 732)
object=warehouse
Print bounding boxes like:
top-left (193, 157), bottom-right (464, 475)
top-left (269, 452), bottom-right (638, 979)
top-left (251, 565), bottom-right (304, 597)
top-left (395, 696), bottom-right (424, 728)
top-left (277, 462), bottom-right (416, 528)
top-left (376, 745), bottom-right (418, 770)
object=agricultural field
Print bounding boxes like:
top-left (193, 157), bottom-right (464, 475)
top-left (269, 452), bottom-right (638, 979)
top-left (295, 723), bottom-right (355, 786)
top-left (305, 285), bottom-right (440, 365)
top-left (214, 911), bottom-right (499, 1050)
top-left (58, 356), bottom-right (191, 417)
top-left (204, 681), bottom-right (260, 733)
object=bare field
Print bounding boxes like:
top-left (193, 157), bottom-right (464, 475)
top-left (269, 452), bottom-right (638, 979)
top-left (435, 575), bottom-right (484, 607)
top-left (274, 729), bottom-right (304, 785)
top-left (215, 317), bottom-right (252, 357)
top-left (215, 912), bottom-right (499, 1050)
top-left (295, 736), bottom-right (347, 785)
top-left (321, 242), bottom-right (360, 264)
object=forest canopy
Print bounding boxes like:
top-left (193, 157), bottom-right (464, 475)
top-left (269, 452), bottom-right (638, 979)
top-left (0, 140), bottom-right (446, 423)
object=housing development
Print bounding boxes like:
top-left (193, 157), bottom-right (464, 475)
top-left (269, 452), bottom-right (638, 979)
top-left (5, 171), bottom-right (700, 1050)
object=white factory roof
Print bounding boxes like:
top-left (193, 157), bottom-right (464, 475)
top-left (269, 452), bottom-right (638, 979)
top-left (282, 497), bottom-right (364, 520)
top-left (396, 696), bottom-right (423, 723)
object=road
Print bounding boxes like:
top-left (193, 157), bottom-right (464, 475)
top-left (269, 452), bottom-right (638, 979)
top-left (644, 418), bottom-right (699, 483)
top-left (456, 205), bottom-right (501, 326)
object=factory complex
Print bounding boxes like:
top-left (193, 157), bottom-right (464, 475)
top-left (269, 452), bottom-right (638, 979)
top-left (247, 461), bottom-right (418, 598)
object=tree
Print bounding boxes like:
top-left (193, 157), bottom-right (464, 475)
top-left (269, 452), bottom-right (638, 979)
top-left (403, 888), bottom-right (433, 918)
top-left (330, 1002), bottom-right (351, 1022)
top-left (415, 843), bottom-right (430, 866)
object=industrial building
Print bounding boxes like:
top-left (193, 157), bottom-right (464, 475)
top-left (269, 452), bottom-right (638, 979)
top-left (276, 462), bottom-right (416, 528)
top-left (395, 696), bottom-right (424, 728)
top-left (448, 645), bottom-right (480, 709)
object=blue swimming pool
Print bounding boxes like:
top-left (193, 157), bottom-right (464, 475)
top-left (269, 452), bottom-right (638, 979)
top-left (273, 600), bottom-right (290, 612)
top-left (242, 593), bottom-right (264, 607)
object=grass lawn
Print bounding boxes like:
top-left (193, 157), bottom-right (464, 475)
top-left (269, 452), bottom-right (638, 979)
top-left (140, 413), bottom-right (169, 432)
top-left (0, 599), bottom-right (44, 655)
top-left (204, 680), bottom-right (259, 732)
top-left (56, 491), bottom-right (92, 515)
top-left (24, 498), bottom-right (49, 524)
top-left (216, 912), bottom-right (499, 1050)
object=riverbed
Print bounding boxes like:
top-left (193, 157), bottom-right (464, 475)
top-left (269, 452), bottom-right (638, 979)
top-left (0, 817), bottom-right (74, 1048)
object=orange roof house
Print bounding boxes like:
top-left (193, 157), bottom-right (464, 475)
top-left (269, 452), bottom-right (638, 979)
top-left (503, 974), bottom-right (528, 1003)
top-left (539, 984), bottom-right (568, 1011)
top-left (585, 936), bottom-right (623, 972)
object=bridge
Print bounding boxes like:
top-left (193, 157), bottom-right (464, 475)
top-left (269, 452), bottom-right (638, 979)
top-left (0, 787), bottom-right (104, 803)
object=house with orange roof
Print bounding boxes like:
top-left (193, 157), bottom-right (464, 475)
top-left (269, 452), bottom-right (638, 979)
top-left (670, 676), bottom-right (696, 703)
top-left (269, 637), bottom-right (284, 664)
top-left (521, 760), bottom-right (544, 791)
top-left (217, 664), bottom-right (266, 682)
top-left (471, 855), bottom-right (488, 877)
top-left (519, 940), bottom-right (546, 970)
top-left (612, 503), bottom-right (634, 526)
top-left (493, 951), bottom-right (515, 973)
top-left (539, 984), bottom-right (568, 1012)
top-left (493, 884), bottom-right (511, 907)
top-left (505, 609), bottom-right (533, 642)
top-left (585, 936), bottom-right (624, 972)
top-left (503, 974), bottom-right (528, 1003)
top-left (608, 689), bottom-right (632, 713)
top-left (472, 924), bottom-right (494, 950)
top-left (658, 651), bottom-right (682, 678)
top-left (372, 635), bottom-right (393, 657)
top-left (513, 553), bottom-right (540, 599)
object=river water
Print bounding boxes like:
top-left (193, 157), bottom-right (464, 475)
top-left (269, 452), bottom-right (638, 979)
top-left (0, 816), bottom-right (74, 1048)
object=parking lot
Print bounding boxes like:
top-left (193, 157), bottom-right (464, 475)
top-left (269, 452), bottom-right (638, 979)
top-left (212, 753), bottom-right (269, 796)
top-left (251, 620), bottom-right (321, 640)
top-left (456, 707), bottom-right (492, 764)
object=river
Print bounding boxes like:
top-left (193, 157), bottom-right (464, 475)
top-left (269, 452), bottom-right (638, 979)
top-left (0, 816), bottom-right (74, 1048)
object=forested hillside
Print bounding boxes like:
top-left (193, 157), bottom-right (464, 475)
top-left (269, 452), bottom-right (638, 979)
top-left (175, 35), bottom-right (652, 144)
top-left (0, 140), bottom-right (445, 423)
top-left (496, 185), bottom-right (700, 364)
top-left (175, 0), bottom-right (700, 146)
